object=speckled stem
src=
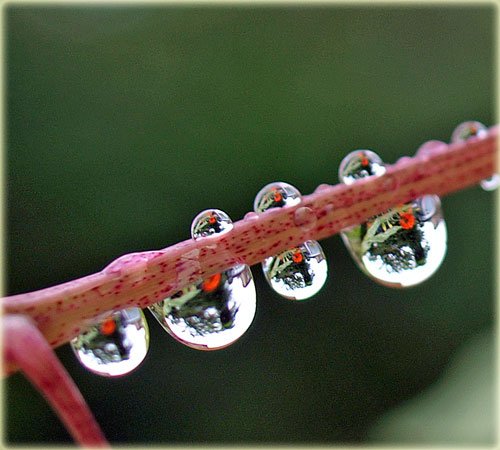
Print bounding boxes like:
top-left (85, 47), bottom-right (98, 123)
top-left (2, 127), bottom-right (497, 359)
top-left (2, 315), bottom-right (109, 447)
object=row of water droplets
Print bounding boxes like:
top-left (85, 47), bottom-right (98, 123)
top-left (71, 120), bottom-right (496, 376)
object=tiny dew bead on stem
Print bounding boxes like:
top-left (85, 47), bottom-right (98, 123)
top-left (2, 123), bottom-right (497, 363)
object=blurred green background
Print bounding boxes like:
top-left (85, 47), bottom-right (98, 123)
top-left (5, 4), bottom-right (496, 446)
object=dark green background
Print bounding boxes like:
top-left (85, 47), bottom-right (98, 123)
top-left (5, 4), bottom-right (496, 446)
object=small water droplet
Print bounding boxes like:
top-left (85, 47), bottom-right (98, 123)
top-left (150, 210), bottom-right (256, 350)
top-left (323, 203), bottom-right (335, 215)
top-left (103, 253), bottom-right (149, 279)
top-left (253, 181), bottom-right (301, 213)
top-left (341, 198), bottom-right (447, 287)
top-left (314, 183), bottom-right (331, 193)
top-left (396, 156), bottom-right (412, 164)
top-left (451, 120), bottom-right (488, 142)
top-left (451, 121), bottom-right (498, 191)
top-left (338, 149), bottom-right (386, 185)
top-left (191, 209), bottom-right (233, 239)
top-left (479, 173), bottom-right (500, 191)
top-left (244, 211), bottom-right (259, 221)
top-left (254, 182), bottom-right (327, 300)
top-left (294, 206), bottom-right (317, 232)
top-left (381, 174), bottom-right (398, 193)
top-left (71, 308), bottom-right (149, 377)
top-left (416, 140), bottom-right (447, 157)
top-left (262, 240), bottom-right (328, 300)
top-left (417, 194), bottom-right (439, 221)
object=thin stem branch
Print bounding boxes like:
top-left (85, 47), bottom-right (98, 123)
top-left (2, 315), bottom-right (109, 447)
top-left (2, 127), bottom-right (497, 358)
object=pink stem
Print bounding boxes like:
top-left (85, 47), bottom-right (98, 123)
top-left (2, 314), bottom-right (109, 448)
top-left (2, 126), bottom-right (498, 355)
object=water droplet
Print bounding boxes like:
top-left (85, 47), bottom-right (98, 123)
top-left (338, 151), bottom-right (447, 287)
top-left (416, 140), bottom-right (447, 157)
top-left (254, 182), bottom-right (327, 300)
top-left (191, 209), bottom-right (233, 239)
top-left (479, 173), bottom-right (500, 191)
top-left (294, 206), bottom-right (317, 232)
top-left (71, 308), bottom-right (149, 377)
top-left (103, 253), bottom-right (149, 285)
top-left (341, 197), bottom-right (447, 288)
top-left (338, 149), bottom-right (386, 185)
top-left (314, 183), bottom-right (332, 193)
top-left (262, 240), bottom-right (328, 300)
top-left (451, 121), bottom-right (498, 191)
top-left (149, 264), bottom-right (256, 350)
top-left (451, 120), bottom-right (488, 142)
top-left (150, 209), bottom-right (256, 350)
top-left (323, 203), bottom-right (335, 215)
top-left (396, 156), bottom-right (412, 164)
top-left (253, 181), bottom-right (301, 213)
top-left (381, 174), bottom-right (398, 193)
top-left (244, 211), bottom-right (259, 221)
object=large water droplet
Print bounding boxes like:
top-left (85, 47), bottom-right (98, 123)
top-left (149, 264), bottom-right (256, 350)
top-left (262, 240), bottom-right (328, 300)
top-left (149, 209), bottom-right (256, 350)
top-left (339, 150), bottom-right (447, 287)
top-left (253, 181), bottom-right (327, 300)
top-left (71, 308), bottom-right (149, 377)
top-left (341, 197), bottom-right (447, 287)
top-left (451, 121), bottom-right (498, 191)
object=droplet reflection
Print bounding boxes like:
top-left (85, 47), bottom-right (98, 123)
top-left (149, 209), bottom-right (256, 350)
top-left (261, 240), bottom-right (328, 300)
top-left (338, 149), bottom-right (386, 185)
top-left (253, 181), bottom-right (301, 212)
top-left (339, 150), bottom-right (447, 287)
top-left (191, 209), bottom-right (233, 238)
top-left (149, 264), bottom-right (256, 350)
top-left (451, 121), bottom-right (498, 191)
top-left (71, 308), bottom-right (149, 377)
top-left (342, 196), bottom-right (447, 287)
top-left (254, 182), bottom-right (327, 300)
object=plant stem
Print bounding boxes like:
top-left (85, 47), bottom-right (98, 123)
top-left (2, 127), bottom-right (497, 360)
top-left (2, 315), bottom-right (109, 447)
